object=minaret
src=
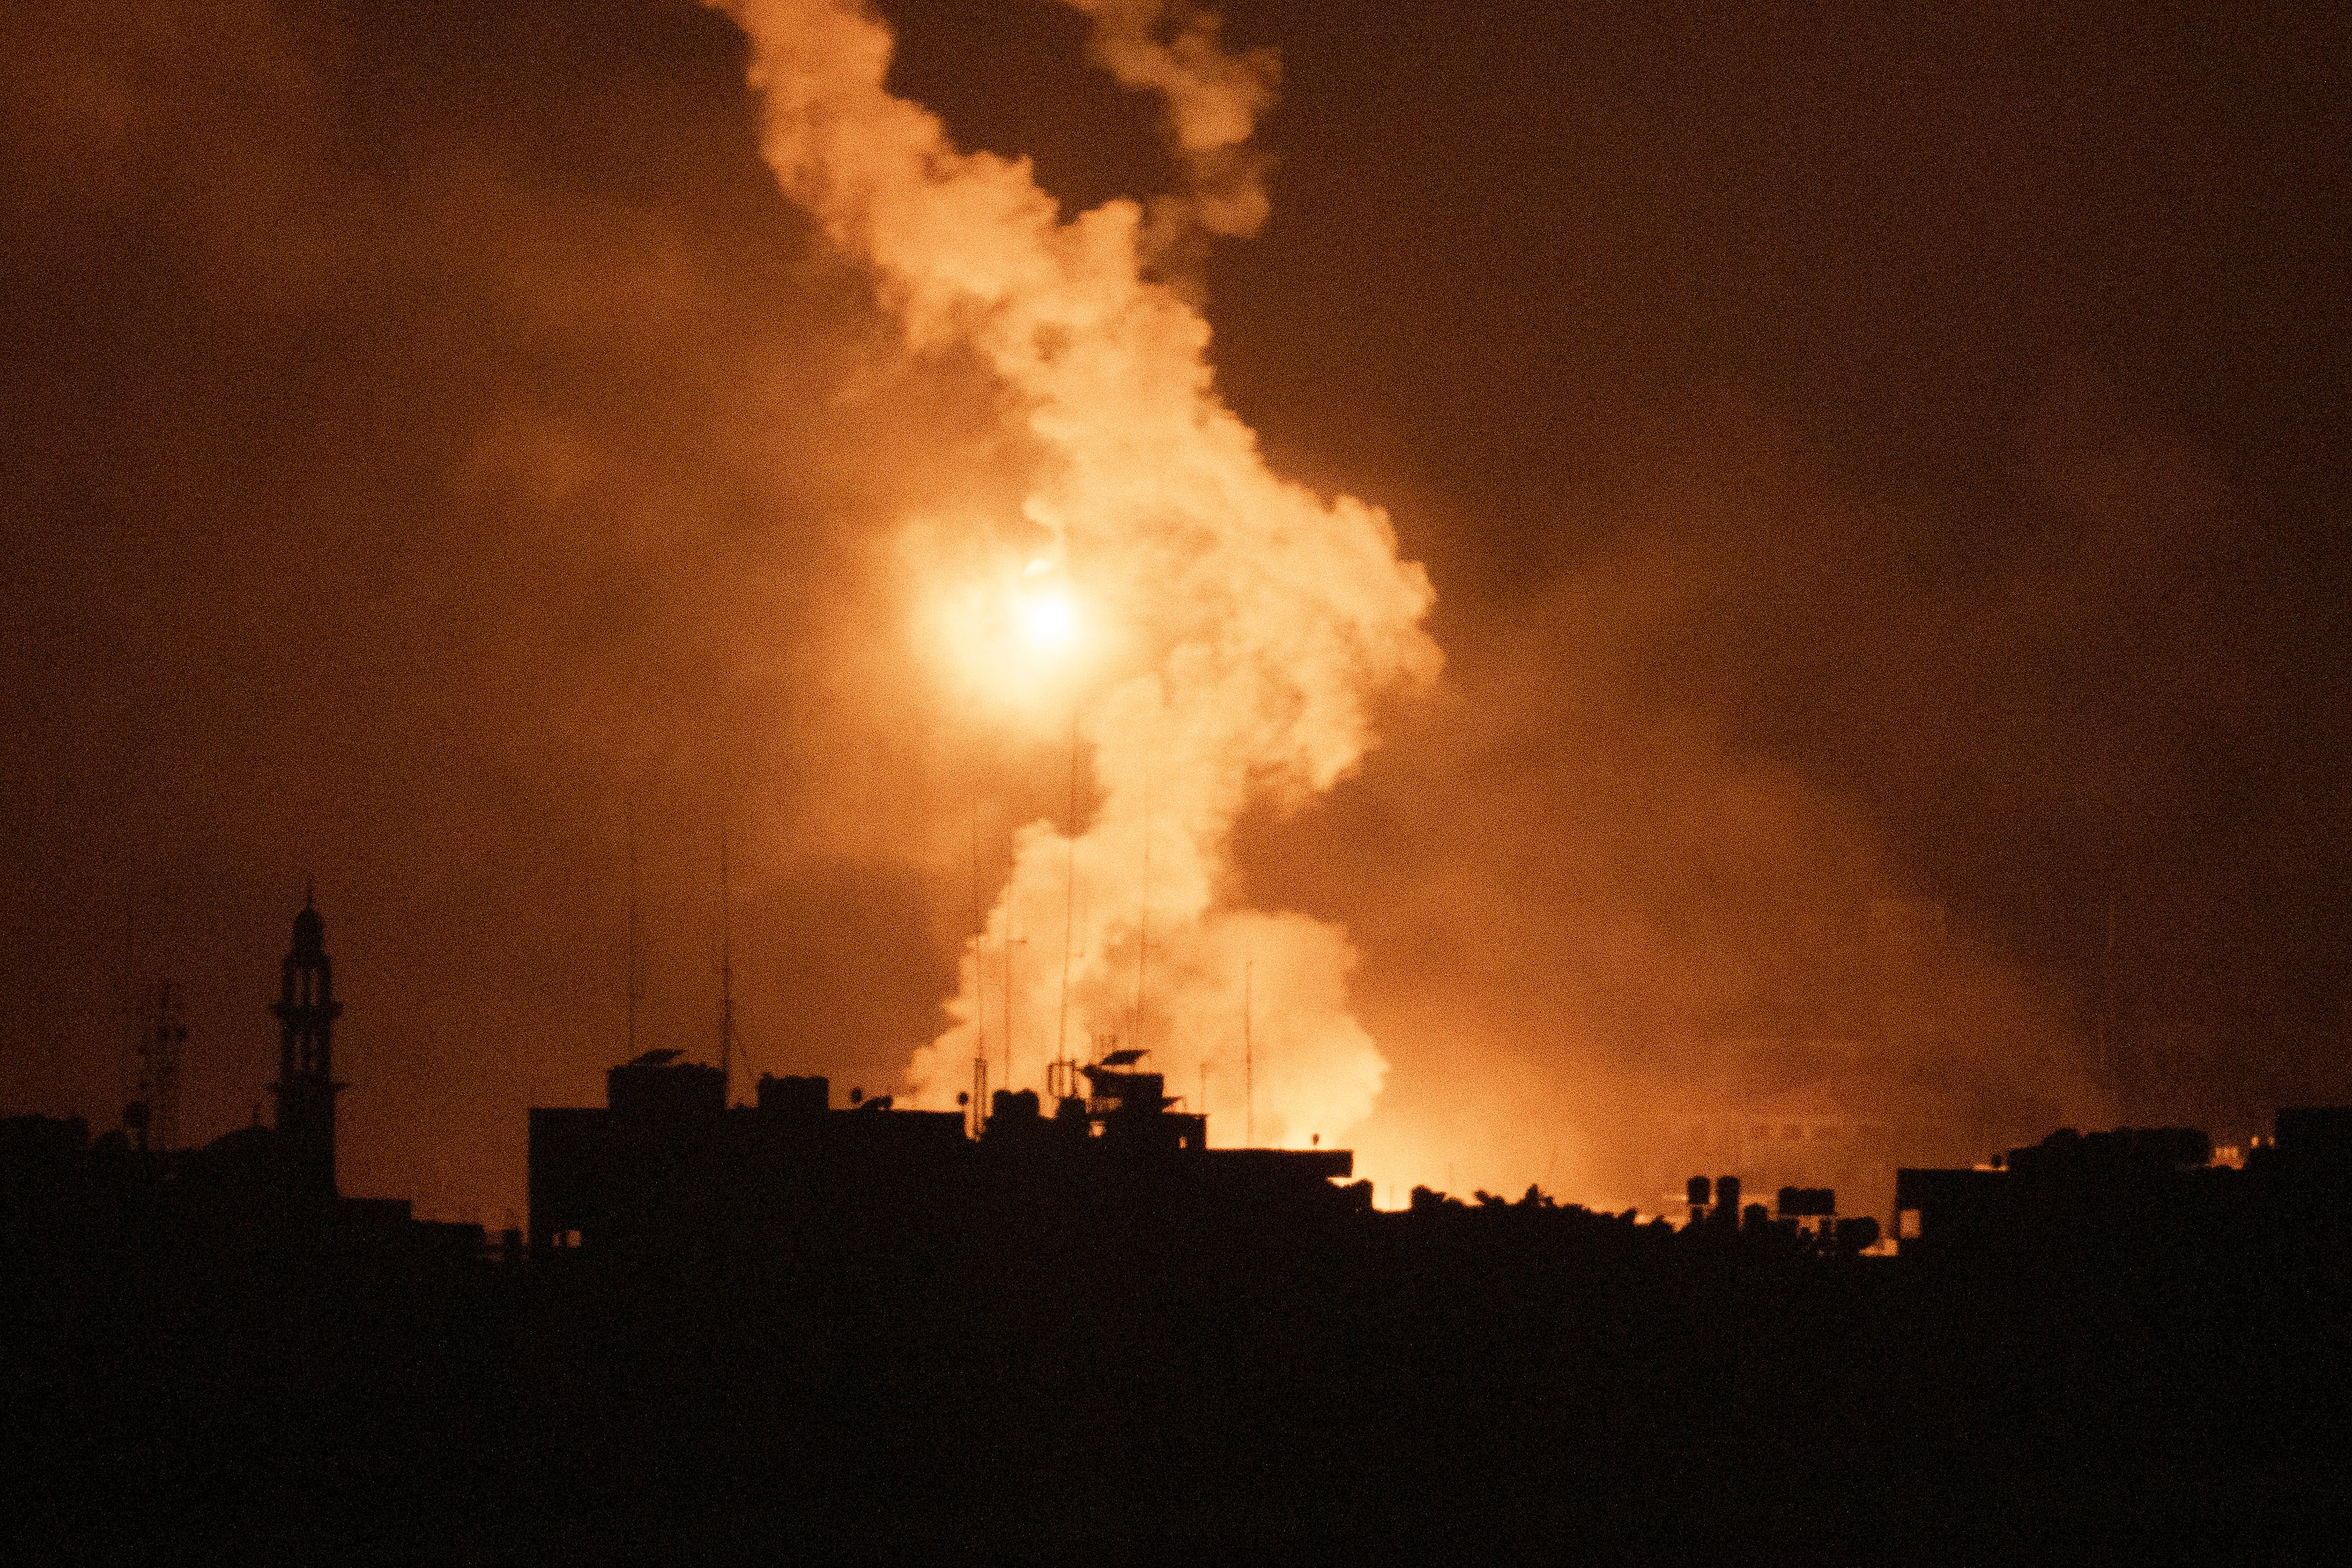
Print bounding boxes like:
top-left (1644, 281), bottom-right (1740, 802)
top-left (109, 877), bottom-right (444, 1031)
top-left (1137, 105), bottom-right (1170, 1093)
top-left (269, 885), bottom-right (345, 1198)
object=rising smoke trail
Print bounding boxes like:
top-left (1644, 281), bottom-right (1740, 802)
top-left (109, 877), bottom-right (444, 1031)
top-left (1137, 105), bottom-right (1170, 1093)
top-left (716, 0), bottom-right (1440, 1146)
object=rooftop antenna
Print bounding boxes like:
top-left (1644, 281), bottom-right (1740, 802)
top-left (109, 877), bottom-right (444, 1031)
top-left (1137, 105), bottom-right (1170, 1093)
top-left (1134, 749), bottom-right (1152, 1045)
top-left (1004, 929), bottom-right (1027, 1096)
top-left (1057, 704), bottom-right (1079, 1091)
top-left (1244, 957), bottom-right (1254, 1147)
top-left (137, 980), bottom-right (186, 1153)
top-left (118, 897), bottom-right (138, 1143)
top-left (970, 797), bottom-right (987, 1136)
top-left (626, 807), bottom-right (642, 1058)
top-left (718, 819), bottom-right (735, 1103)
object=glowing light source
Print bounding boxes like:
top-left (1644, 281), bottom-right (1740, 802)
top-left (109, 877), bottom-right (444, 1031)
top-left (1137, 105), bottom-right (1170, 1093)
top-left (1016, 586), bottom-right (1078, 652)
top-left (921, 550), bottom-right (1103, 717)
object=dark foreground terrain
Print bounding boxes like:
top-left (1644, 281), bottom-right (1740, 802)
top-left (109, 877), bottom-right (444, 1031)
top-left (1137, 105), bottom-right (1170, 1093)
top-left (8, 1200), bottom-right (2349, 1565)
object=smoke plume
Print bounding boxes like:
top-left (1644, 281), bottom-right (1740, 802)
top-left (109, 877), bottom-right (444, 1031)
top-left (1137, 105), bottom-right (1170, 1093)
top-left (715, 0), bottom-right (1439, 1146)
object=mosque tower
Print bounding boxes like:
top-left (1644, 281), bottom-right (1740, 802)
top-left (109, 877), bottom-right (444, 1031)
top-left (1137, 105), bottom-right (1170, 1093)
top-left (269, 886), bottom-right (345, 1197)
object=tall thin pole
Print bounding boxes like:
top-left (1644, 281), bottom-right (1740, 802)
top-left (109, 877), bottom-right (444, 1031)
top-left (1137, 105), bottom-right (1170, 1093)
top-left (121, 900), bottom-right (136, 1129)
top-left (626, 809), bottom-right (642, 1058)
top-left (1134, 756), bottom-right (1151, 1042)
top-left (1004, 931), bottom-right (1018, 1093)
top-left (972, 798), bottom-right (987, 1136)
top-left (718, 825), bottom-right (735, 1102)
top-left (1244, 958), bottom-right (1254, 1147)
top-left (2100, 892), bottom-right (2119, 1096)
top-left (1057, 705), bottom-right (1079, 1082)
top-left (972, 800), bottom-right (984, 1056)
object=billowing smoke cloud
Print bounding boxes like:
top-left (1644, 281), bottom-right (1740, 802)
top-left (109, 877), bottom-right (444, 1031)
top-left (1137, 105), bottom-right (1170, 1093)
top-left (715, 0), bottom-right (1439, 1146)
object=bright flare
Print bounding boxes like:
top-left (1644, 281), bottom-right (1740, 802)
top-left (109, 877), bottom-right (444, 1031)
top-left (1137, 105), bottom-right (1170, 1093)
top-left (1015, 586), bottom-right (1077, 653)
top-left (923, 555), bottom-right (1102, 718)
top-left (721, 0), bottom-right (1440, 1152)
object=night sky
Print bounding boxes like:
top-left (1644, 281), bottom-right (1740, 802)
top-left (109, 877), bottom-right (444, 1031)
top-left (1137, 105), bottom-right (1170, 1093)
top-left (5, 0), bottom-right (2347, 1220)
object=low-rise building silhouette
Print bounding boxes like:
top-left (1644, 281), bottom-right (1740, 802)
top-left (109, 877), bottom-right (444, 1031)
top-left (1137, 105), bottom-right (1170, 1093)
top-left (527, 1047), bottom-right (1361, 1258)
top-left (1894, 1111), bottom-right (2352, 1258)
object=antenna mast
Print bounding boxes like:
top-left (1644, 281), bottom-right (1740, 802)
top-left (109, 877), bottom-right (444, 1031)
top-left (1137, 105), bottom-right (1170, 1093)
top-left (136, 982), bottom-right (187, 1153)
top-left (119, 899), bottom-right (136, 1136)
top-left (1005, 930), bottom-right (1025, 1096)
top-left (1134, 754), bottom-right (1151, 1042)
top-left (1057, 705), bottom-right (1079, 1089)
top-left (971, 798), bottom-right (987, 1136)
top-left (1244, 958), bottom-right (1254, 1147)
top-left (718, 826), bottom-right (735, 1103)
top-left (625, 811), bottom-right (642, 1058)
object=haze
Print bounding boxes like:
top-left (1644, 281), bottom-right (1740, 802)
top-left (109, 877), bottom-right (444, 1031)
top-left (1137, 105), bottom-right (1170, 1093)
top-left (5, 0), bottom-right (2346, 1221)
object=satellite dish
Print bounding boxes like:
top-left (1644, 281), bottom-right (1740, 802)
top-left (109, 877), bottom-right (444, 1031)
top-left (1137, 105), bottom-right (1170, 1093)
top-left (1099, 1048), bottom-right (1147, 1067)
top-left (630, 1048), bottom-right (684, 1066)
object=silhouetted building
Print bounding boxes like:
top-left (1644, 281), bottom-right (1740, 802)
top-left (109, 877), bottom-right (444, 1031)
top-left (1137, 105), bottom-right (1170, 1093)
top-left (606, 1049), bottom-right (724, 1119)
top-left (1777, 1186), bottom-right (1835, 1231)
top-left (0, 895), bottom-right (485, 1264)
top-left (1077, 1054), bottom-right (1206, 1151)
top-left (2269, 1106), bottom-right (2352, 1165)
top-left (529, 1062), bottom-right (967, 1255)
top-left (1893, 1166), bottom-right (2008, 1252)
top-left (1891, 1116), bottom-right (2352, 1258)
top-left (2244, 1106), bottom-right (2352, 1233)
top-left (528, 1049), bottom-right (1360, 1258)
top-left (756, 1073), bottom-right (827, 1116)
top-left (268, 890), bottom-right (344, 1198)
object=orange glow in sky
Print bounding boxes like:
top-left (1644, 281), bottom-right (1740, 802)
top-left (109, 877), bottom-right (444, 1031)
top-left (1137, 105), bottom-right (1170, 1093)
top-left (1012, 564), bottom-right (1080, 655)
top-left (923, 550), bottom-right (1107, 724)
